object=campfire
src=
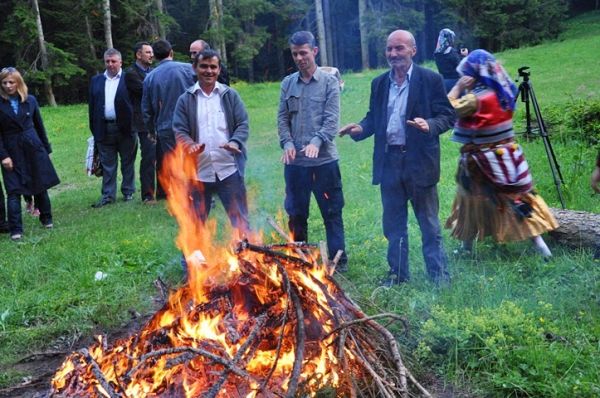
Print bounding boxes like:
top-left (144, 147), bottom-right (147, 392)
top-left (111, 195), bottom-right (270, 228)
top-left (50, 144), bottom-right (430, 397)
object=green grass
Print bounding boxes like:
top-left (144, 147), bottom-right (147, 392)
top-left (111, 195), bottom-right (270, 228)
top-left (1, 11), bottom-right (600, 397)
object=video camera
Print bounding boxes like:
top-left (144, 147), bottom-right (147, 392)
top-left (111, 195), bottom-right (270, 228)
top-left (518, 66), bottom-right (530, 80)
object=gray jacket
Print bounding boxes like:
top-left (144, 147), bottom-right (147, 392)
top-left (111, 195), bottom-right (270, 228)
top-left (172, 84), bottom-right (250, 176)
top-left (277, 67), bottom-right (340, 167)
top-left (142, 59), bottom-right (195, 135)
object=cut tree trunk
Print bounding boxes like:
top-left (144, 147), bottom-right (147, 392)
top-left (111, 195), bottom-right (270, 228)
top-left (549, 208), bottom-right (600, 251)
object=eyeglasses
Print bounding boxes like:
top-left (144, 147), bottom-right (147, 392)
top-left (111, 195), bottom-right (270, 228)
top-left (1, 67), bottom-right (16, 73)
top-left (189, 51), bottom-right (198, 56)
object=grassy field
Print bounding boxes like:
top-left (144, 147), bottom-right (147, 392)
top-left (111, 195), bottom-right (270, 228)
top-left (1, 11), bottom-right (599, 397)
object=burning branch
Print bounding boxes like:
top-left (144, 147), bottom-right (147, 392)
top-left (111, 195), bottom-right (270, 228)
top-left (50, 239), bottom-right (430, 397)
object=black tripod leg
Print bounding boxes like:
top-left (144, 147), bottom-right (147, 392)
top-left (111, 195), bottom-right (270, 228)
top-left (528, 84), bottom-right (566, 209)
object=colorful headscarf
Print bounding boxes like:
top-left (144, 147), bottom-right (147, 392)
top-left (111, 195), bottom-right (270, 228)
top-left (457, 49), bottom-right (518, 111)
top-left (434, 28), bottom-right (455, 54)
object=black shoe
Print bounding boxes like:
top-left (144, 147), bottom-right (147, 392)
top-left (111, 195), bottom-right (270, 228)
top-left (123, 194), bottom-right (134, 202)
top-left (143, 197), bottom-right (157, 205)
top-left (379, 274), bottom-right (408, 288)
top-left (91, 197), bottom-right (115, 208)
top-left (0, 222), bottom-right (8, 233)
top-left (334, 262), bottom-right (348, 273)
top-left (41, 218), bottom-right (54, 229)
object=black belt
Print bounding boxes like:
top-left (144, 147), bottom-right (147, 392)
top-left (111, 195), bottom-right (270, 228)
top-left (104, 119), bottom-right (117, 124)
top-left (386, 144), bottom-right (407, 153)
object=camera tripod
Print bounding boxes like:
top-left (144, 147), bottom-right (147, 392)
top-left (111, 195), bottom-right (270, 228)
top-left (516, 66), bottom-right (566, 209)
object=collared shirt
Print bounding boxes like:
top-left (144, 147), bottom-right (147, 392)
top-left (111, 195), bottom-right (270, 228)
top-left (104, 69), bottom-right (122, 120)
top-left (277, 67), bottom-right (340, 167)
top-left (8, 96), bottom-right (19, 114)
top-left (386, 64), bottom-right (413, 145)
top-left (194, 81), bottom-right (237, 182)
top-left (134, 62), bottom-right (151, 75)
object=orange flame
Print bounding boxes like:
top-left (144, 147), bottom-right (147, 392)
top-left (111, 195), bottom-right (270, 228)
top-left (51, 142), bottom-right (360, 397)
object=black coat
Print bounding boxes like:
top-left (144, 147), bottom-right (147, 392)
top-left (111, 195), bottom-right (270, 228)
top-left (0, 95), bottom-right (60, 195)
top-left (354, 64), bottom-right (456, 186)
top-left (125, 64), bottom-right (151, 132)
top-left (88, 72), bottom-right (133, 143)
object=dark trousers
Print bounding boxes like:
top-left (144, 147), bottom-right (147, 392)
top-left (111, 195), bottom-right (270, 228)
top-left (137, 131), bottom-right (157, 201)
top-left (7, 191), bottom-right (51, 234)
top-left (190, 171), bottom-right (250, 233)
top-left (97, 123), bottom-right (138, 201)
top-left (0, 182), bottom-right (6, 224)
top-left (381, 149), bottom-right (448, 283)
top-left (284, 161), bottom-right (347, 265)
top-left (156, 132), bottom-right (176, 200)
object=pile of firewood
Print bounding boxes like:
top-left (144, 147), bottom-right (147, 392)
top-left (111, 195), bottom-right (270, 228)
top-left (50, 240), bottom-right (429, 398)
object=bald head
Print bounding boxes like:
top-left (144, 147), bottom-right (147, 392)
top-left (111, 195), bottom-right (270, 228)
top-left (189, 39), bottom-right (210, 62)
top-left (387, 30), bottom-right (416, 47)
top-left (385, 30), bottom-right (417, 81)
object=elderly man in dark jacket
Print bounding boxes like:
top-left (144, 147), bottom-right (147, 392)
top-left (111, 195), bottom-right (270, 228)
top-left (172, 49), bottom-right (250, 233)
top-left (340, 30), bottom-right (455, 286)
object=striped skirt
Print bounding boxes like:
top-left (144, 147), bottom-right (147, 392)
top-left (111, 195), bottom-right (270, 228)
top-left (445, 141), bottom-right (558, 242)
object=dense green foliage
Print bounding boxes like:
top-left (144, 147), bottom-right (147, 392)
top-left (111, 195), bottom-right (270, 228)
top-left (1, 0), bottom-right (594, 104)
top-left (0, 11), bottom-right (599, 397)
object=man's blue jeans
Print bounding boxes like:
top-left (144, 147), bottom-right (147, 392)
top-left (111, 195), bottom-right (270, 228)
top-left (381, 149), bottom-right (448, 283)
top-left (284, 161), bottom-right (347, 266)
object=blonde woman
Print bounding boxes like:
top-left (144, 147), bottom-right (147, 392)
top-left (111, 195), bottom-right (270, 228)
top-left (0, 67), bottom-right (59, 241)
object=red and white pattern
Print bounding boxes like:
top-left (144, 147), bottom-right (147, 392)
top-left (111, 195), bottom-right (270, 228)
top-left (472, 142), bottom-right (533, 193)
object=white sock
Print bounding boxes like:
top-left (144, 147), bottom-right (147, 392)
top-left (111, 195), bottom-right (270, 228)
top-left (532, 235), bottom-right (552, 257)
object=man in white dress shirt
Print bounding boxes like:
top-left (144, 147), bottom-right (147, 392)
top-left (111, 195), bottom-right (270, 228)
top-left (88, 48), bottom-right (136, 207)
top-left (172, 49), bottom-right (250, 234)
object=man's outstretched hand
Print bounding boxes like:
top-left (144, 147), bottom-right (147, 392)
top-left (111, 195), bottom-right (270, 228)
top-left (339, 123), bottom-right (363, 137)
top-left (188, 143), bottom-right (205, 155)
top-left (221, 142), bottom-right (242, 154)
top-left (406, 117), bottom-right (430, 133)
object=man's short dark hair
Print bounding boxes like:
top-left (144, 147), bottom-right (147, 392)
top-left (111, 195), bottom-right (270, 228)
top-left (289, 31), bottom-right (316, 48)
top-left (152, 39), bottom-right (172, 61)
top-left (193, 49), bottom-right (221, 67)
top-left (133, 41), bottom-right (151, 57)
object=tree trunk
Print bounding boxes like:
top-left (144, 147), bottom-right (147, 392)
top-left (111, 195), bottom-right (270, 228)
top-left (323, 0), bottom-right (334, 66)
top-left (83, 0), bottom-right (98, 70)
top-left (358, 0), bottom-right (369, 69)
top-left (31, 0), bottom-right (56, 106)
top-left (549, 208), bottom-right (600, 252)
top-left (209, 0), bottom-right (227, 64)
top-left (314, 0), bottom-right (328, 66)
top-left (154, 0), bottom-right (166, 39)
top-left (102, 0), bottom-right (113, 48)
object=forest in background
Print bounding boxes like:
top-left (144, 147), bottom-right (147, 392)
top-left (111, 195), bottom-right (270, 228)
top-left (0, 0), bottom-right (597, 105)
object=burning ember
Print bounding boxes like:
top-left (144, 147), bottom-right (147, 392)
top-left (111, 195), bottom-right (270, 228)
top-left (50, 144), bottom-right (429, 397)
